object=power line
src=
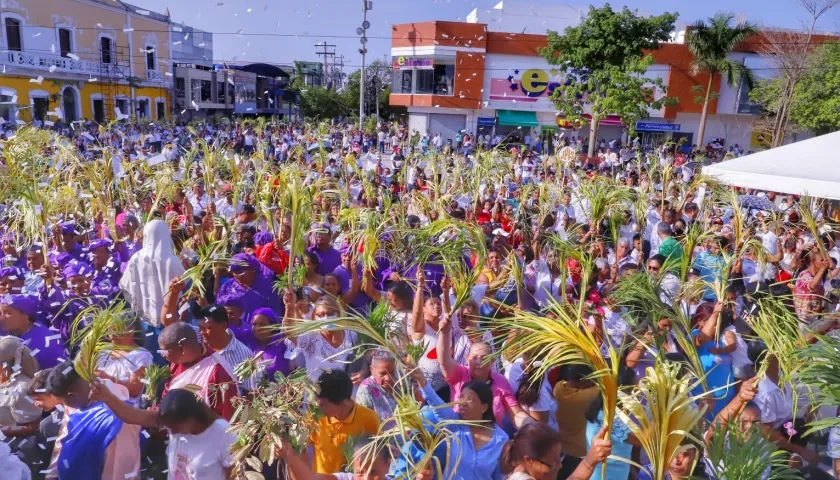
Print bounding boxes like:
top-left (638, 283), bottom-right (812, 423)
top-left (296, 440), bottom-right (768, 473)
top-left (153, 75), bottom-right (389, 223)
top-left (11, 22), bottom-right (840, 46)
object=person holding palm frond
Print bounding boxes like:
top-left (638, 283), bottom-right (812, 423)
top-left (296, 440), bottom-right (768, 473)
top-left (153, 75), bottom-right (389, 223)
top-left (437, 315), bottom-right (533, 430)
top-left (216, 253), bottom-right (282, 325)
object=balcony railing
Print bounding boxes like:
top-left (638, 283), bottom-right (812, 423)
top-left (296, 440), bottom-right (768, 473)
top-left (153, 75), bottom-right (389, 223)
top-left (146, 69), bottom-right (165, 82)
top-left (0, 51), bottom-right (114, 76)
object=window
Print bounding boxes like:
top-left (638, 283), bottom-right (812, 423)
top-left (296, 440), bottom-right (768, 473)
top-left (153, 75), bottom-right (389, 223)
top-left (433, 63), bottom-right (455, 96)
top-left (137, 99), bottom-right (149, 118)
top-left (191, 79), bottom-right (201, 103)
top-left (33, 97), bottom-right (48, 122)
top-left (736, 79), bottom-right (762, 115)
top-left (415, 69), bottom-right (434, 94)
top-left (4, 18), bottom-right (21, 52)
top-left (229, 83), bottom-right (235, 103)
top-left (115, 98), bottom-right (128, 118)
top-left (100, 37), bottom-right (112, 64)
top-left (145, 46), bottom-right (155, 71)
top-left (217, 81), bottom-right (226, 103)
top-left (200, 80), bottom-right (212, 102)
top-left (58, 28), bottom-right (72, 58)
top-left (156, 101), bottom-right (165, 119)
top-left (92, 99), bottom-right (105, 123)
top-left (392, 70), bottom-right (413, 94)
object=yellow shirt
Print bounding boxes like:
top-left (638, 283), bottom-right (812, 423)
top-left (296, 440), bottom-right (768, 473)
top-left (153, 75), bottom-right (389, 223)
top-left (553, 381), bottom-right (600, 458)
top-left (311, 402), bottom-right (380, 473)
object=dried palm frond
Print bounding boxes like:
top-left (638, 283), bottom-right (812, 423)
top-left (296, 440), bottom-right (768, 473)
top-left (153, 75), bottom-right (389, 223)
top-left (229, 369), bottom-right (320, 478)
top-left (615, 358), bottom-right (708, 480)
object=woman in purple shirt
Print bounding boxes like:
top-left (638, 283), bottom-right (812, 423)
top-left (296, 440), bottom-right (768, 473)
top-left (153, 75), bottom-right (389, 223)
top-left (0, 294), bottom-right (64, 369)
top-left (243, 308), bottom-right (290, 381)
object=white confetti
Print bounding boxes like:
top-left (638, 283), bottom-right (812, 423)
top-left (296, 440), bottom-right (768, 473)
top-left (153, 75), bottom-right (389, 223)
top-left (67, 53), bottom-right (80, 61)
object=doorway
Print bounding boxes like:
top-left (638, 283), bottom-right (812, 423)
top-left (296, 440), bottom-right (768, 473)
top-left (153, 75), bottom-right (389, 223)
top-left (93, 99), bottom-right (105, 123)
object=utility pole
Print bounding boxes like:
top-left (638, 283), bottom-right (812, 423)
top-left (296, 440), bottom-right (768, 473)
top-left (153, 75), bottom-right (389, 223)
top-left (314, 42), bottom-right (337, 89)
top-left (335, 55), bottom-right (346, 90)
top-left (357, 0), bottom-right (371, 126)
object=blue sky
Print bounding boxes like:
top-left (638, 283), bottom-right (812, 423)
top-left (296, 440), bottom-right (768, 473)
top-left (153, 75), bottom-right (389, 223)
top-left (139, 0), bottom-right (840, 71)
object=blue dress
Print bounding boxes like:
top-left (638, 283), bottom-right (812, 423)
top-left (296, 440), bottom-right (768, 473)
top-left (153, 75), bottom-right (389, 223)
top-left (391, 383), bottom-right (507, 480)
top-left (585, 410), bottom-right (632, 480)
top-left (692, 329), bottom-right (735, 418)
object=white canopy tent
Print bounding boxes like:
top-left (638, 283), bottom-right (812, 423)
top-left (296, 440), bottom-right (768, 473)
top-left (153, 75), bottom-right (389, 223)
top-left (702, 131), bottom-right (840, 200)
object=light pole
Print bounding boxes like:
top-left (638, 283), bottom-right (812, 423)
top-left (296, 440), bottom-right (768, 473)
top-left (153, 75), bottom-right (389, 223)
top-left (357, 0), bottom-right (371, 127)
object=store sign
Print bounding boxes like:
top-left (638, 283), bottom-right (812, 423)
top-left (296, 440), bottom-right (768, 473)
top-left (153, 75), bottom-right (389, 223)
top-left (490, 68), bottom-right (563, 103)
top-left (477, 117), bottom-right (496, 127)
top-left (392, 56), bottom-right (434, 70)
top-left (636, 122), bottom-right (680, 132)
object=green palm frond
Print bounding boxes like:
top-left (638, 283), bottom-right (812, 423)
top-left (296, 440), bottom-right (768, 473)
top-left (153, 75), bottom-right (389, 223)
top-left (704, 421), bottom-right (801, 480)
top-left (616, 359), bottom-right (708, 480)
top-left (70, 301), bottom-right (134, 383)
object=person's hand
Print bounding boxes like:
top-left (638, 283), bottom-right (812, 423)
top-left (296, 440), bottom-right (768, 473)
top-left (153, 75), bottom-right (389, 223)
top-left (273, 441), bottom-right (295, 460)
top-left (51, 224), bottom-right (62, 238)
top-left (713, 302), bottom-right (724, 314)
top-left (439, 314), bottom-right (452, 333)
top-left (350, 256), bottom-right (359, 274)
top-left (440, 275), bottom-right (452, 293)
top-left (404, 360), bottom-right (427, 387)
top-left (417, 464), bottom-right (435, 480)
top-left (737, 377), bottom-right (757, 403)
top-left (94, 370), bottom-right (115, 382)
top-left (282, 287), bottom-right (296, 306)
top-left (89, 380), bottom-right (119, 405)
top-left (416, 267), bottom-right (425, 283)
top-left (168, 276), bottom-right (186, 294)
top-left (40, 264), bottom-right (55, 284)
top-left (583, 423), bottom-right (612, 466)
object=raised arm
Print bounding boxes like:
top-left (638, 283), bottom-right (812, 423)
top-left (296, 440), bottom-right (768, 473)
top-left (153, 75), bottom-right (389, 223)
top-left (160, 276), bottom-right (187, 327)
top-left (339, 258), bottom-right (361, 306)
top-left (410, 268), bottom-right (426, 341)
top-left (695, 302), bottom-right (722, 347)
top-left (436, 314), bottom-right (458, 381)
top-left (361, 268), bottom-right (383, 303)
top-left (282, 288), bottom-right (301, 345)
top-left (89, 381), bottom-right (160, 428)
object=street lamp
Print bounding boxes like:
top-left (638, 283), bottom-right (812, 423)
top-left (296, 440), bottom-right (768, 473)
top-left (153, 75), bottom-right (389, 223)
top-left (358, 0), bottom-right (372, 126)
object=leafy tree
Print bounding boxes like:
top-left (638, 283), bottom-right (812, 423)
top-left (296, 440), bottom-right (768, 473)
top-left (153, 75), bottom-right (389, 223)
top-left (540, 5), bottom-right (678, 158)
top-left (293, 76), bottom-right (352, 120)
top-left (786, 41), bottom-right (840, 135)
top-left (685, 13), bottom-right (757, 147)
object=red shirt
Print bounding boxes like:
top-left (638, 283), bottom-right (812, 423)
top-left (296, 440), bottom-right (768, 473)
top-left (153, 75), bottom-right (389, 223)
top-left (165, 352), bottom-right (237, 420)
top-left (255, 242), bottom-right (290, 275)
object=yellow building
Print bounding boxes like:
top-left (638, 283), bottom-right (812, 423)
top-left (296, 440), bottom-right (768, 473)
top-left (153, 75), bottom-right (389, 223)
top-left (0, 0), bottom-right (175, 124)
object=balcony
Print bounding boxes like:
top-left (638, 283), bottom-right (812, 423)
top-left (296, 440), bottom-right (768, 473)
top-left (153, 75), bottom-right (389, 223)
top-left (1, 51), bottom-right (113, 76)
top-left (146, 69), bottom-right (165, 82)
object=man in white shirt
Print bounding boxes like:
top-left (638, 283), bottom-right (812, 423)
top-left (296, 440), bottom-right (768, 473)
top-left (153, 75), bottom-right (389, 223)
top-left (187, 180), bottom-right (212, 213)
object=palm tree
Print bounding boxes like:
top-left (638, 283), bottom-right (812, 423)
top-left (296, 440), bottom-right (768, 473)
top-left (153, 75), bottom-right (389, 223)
top-left (686, 13), bottom-right (757, 148)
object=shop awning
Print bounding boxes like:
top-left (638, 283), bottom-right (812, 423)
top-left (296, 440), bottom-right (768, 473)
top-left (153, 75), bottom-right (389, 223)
top-left (497, 110), bottom-right (539, 127)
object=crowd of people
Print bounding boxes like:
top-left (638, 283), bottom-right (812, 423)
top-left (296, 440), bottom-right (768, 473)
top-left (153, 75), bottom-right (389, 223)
top-left (0, 116), bottom-right (838, 480)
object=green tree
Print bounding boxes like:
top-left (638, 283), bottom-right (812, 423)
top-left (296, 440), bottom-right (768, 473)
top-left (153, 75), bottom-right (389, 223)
top-left (293, 77), bottom-right (352, 120)
top-left (540, 5), bottom-right (678, 157)
top-left (787, 41), bottom-right (840, 135)
top-left (685, 13), bottom-right (757, 147)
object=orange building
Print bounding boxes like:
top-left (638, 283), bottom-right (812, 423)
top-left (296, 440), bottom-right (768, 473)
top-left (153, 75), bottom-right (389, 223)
top-left (389, 19), bottom-right (834, 150)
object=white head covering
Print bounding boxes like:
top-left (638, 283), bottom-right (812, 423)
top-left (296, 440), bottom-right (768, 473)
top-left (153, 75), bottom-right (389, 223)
top-left (119, 220), bottom-right (185, 328)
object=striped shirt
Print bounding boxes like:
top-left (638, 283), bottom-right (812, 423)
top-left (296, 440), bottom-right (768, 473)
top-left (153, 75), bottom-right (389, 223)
top-left (190, 325), bottom-right (259, 391)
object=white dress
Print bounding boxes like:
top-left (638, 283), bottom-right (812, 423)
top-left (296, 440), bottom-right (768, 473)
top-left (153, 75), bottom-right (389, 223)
top-left (287, 331), bottom-right (359, 381)
top-left (96, 348), bottom-right (154, 406)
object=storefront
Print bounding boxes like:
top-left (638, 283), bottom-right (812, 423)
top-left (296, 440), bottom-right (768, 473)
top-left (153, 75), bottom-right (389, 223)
top-left (476, 116), bottom-right (496, 137)
top-left (635, 121), bottom-right (685, 150)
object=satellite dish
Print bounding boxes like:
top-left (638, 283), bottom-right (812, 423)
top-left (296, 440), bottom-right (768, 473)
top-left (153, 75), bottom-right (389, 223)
top-left (362, 20), bottom-right (370, 29)
top-left (356, 27), bottom-right (364, 36)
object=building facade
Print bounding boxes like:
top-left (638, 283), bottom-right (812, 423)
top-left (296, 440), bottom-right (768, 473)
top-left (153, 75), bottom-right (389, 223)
top-left (389, 17), bottom-right (833, 151)
top-left (0, 0), bottom-right (186, 124)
